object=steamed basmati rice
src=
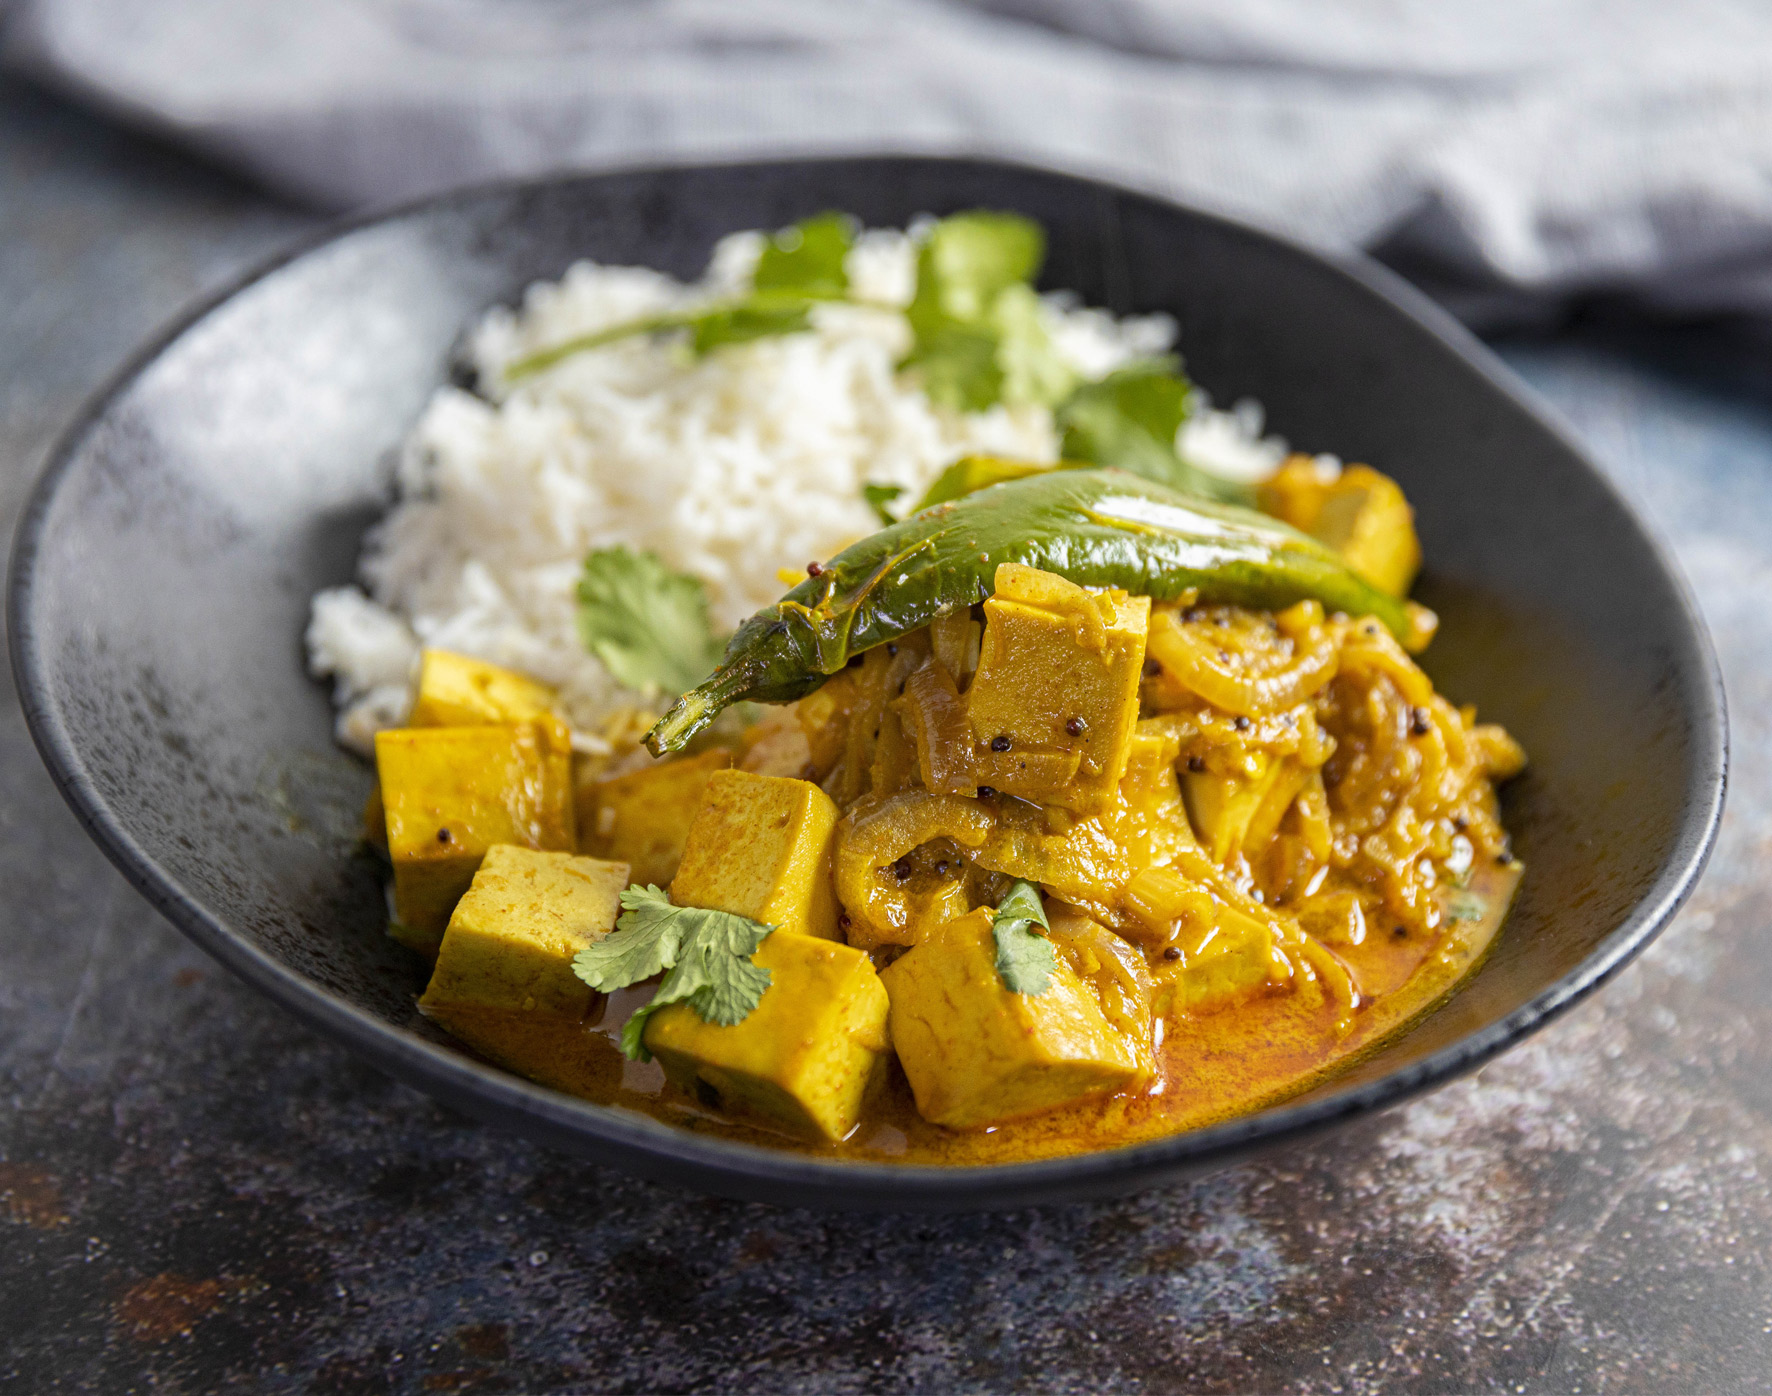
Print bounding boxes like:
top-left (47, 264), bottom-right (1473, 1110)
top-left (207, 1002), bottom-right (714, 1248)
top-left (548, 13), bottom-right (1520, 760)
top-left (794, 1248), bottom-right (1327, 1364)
top-left (306, 225), bottom-right (1287, 754)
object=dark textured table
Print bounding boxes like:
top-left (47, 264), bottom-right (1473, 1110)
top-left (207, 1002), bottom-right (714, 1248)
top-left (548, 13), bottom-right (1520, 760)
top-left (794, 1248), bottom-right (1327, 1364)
top-left (3, 74), bottom-right (1769, 1394)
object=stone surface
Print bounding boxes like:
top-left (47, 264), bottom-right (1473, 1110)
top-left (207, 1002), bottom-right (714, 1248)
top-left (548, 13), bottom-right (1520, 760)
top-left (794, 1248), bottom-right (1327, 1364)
top-left (3, 72), bottom-right (1770, 1393)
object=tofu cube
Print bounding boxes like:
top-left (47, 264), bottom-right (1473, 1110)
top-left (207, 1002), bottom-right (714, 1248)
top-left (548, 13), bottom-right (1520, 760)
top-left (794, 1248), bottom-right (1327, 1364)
top-left (375, 719), bottom-right (577, 956)
top-left (669, 770), bottom-right (841, 940)
top-left (643, 931), bottom-right (891, 1141)
top-left (416, 846), bottom-right (629, 1101)
top-left (1258, 457), bottom-right (1421, 597)
top-left (579, 749), bottom-right (732, 887)
top-left (409, 648), bottom-right (560, 728)
top-left (421, 1007), bottom-right (622, 1103)
top-left (880, 907), bottom-right (1143, 1128)
top-left (420, 844), bottom-right (627, 1020)
top-left (965, 564), bottom-right (1149, 813)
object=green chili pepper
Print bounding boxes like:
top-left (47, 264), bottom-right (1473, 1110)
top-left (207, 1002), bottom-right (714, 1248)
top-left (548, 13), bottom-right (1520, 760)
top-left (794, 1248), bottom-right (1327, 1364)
top-left (646, 467), bottom-right (1430, 754)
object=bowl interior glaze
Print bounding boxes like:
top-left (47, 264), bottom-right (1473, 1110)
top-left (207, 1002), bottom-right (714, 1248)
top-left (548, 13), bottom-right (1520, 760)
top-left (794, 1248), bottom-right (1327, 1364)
top-left (10, 158), bottom-right (1724, 1209)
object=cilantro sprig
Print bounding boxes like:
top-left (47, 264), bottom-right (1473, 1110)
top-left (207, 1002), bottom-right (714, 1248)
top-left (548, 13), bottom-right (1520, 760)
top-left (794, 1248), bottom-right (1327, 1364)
top-left (1058, 359), bottom-right (1253, 506)
top-left (900, 212), bottom-right (1075, 412)
top-left (511, 209), bottom-right (1256, 511)
top-left (503, 210), bottom-right (1078, 414)
top-left (752, 211), bottom-right (853, 298)
top-left (992, 880), bottom-right (1056, 995)
top-left (576, 547), bottom-right (727, 695)
top-left (504, 214), bottom-right (857, 379)
top-left (573, 885), bottom-right (776, 1061)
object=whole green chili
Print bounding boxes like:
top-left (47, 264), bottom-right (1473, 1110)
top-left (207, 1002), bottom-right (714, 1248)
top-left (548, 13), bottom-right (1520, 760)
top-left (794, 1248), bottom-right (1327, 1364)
top-left (646, 467), bottom-right (1430, 754)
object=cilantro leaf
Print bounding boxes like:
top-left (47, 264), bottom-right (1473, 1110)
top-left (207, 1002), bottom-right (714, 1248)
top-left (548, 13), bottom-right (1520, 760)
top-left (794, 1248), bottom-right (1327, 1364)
top-left (753, 212), bottom-right (853, 299)
top-left (862, 482), bottom-right (903, 525)
top-left (506, 216), bottom-right (851, 378)
top-left (505, 297), bottom-right (817, 373)
top-left (1057, 360), bottom-right (1254, 506)
top-left (991, 283), bottom-right (1077, 409)
top-left (902, 322), bottom-right (1003, 412)
top-left (620, 999), bottom-right (667, 1062)
top-left (909, 455), bottom-right (1053, 514)
top-left (503, 310), bottom-right (690, 378)
top-left (669, 921), bottom-right (775, 1026)
top-left (573, 884), bottom-right (689, 988)
top-left (577, 547), bottom-right (727, 695)
top-left (901, 212), bottom-right (1073, 412)
top-left (992, 879), bottom-right (1056, 995)
top-left (502, 209), bottom-right (1075, 414)
top-left (908, 211), bottom-right (1045, 327)
top-left (573, 885), bottom-right (776, 1061)
top-left (1061, 358), bottom-right (1189, 460)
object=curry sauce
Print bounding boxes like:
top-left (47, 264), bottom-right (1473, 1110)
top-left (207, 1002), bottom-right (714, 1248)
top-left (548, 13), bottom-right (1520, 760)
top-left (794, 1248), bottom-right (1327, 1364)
top-left (375, 456), bottom-right (1528, 1164)
top-left (546, 860), bottom-right (1519, 1165)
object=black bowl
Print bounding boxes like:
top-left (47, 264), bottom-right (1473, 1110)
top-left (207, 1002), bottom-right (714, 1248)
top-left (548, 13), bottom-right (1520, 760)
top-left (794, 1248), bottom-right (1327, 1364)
top-left (9, 157), bottom-right (1725, 1209)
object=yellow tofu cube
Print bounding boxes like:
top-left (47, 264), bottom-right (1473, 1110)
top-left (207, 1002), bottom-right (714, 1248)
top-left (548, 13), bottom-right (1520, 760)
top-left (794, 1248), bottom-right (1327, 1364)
top-left (408, 648), bottom-right (560, 728)
top-left (965, 564), bottom-right (1149, 813)
top-left (1258, 457), bottom-right (1421, 597)
top-left (420, 845), bottom-right (628, 1020)
top-left (416, 846), bottom-right (629, 1102)
top-left (643, 931), bottom-right (891, 1141)
top-left (375, 720), bottom-right (577, 956)
top-left (669, 770), bottom-right (841, 941)
top-left (579, 749), bottom-right (732, 886)
top-left (880, 907), bottom-right (1142, 1128)
top-left (422, 1006), bottom-right (625, 1103)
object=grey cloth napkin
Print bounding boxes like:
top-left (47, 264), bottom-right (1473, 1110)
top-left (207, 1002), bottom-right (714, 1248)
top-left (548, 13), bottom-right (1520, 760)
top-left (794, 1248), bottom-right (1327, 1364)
top-left (9, 0), bottom-right (1772, 327)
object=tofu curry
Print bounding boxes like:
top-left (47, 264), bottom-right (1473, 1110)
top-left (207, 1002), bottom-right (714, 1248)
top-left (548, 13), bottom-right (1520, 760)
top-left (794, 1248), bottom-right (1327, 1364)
top-left (366, 455), bottom-right (1525, 1164)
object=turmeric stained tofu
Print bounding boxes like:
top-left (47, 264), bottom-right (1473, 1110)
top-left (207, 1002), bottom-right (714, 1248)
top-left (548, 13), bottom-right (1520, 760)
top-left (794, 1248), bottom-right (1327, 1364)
top-left (375, 720), bottom-right (576, 956)
top-left (421, 845), bottom-right (627, 1020)
top-left (643, 931), bottom-right (891, 1142)
top-left (1257, 456), bottom-right (1421, 598)
top-left (409, 648), bottom-right (560, 728)
top-left (580, 749), bottom-right (732, 887)
top-left (965, 564), bottom-right (1149, 814)
top-left (669, 770), bottom-right (841, 941)
top-left (418, 845), bottom-right (628, 1098)
top-left (880, 907), bottom-right (1142, 1128)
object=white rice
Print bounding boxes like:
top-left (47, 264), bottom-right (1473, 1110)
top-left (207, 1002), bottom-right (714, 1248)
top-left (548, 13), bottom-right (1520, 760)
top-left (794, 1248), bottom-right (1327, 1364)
top-left (306, 226), bottom-right (1288, 755)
